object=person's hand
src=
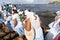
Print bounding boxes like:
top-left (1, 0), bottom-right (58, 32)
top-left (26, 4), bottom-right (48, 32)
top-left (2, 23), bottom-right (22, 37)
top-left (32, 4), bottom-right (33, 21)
top-left (34, 16), bottom-right (37, 20)
top-left (22, 22), bottom-right (25, 27)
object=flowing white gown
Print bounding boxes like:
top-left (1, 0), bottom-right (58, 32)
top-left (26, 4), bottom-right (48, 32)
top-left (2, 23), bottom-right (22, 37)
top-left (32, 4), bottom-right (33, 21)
top-left (31, 15), bottom-right (44, 40)
top-left (24, 10), bottom-right (44, 40)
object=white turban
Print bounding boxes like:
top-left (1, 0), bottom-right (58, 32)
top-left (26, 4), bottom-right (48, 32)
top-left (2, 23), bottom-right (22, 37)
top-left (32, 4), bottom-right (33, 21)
top-left (26, 12), bottom-right (35, 19)
top-left (24, 10), bottom-right (35, 22)
top-left (56, 11), bottom-right (60, 15)
top-left (17, 9), bottom-right (20, 12)
top-left (24, 10), bottom-right (29, 15)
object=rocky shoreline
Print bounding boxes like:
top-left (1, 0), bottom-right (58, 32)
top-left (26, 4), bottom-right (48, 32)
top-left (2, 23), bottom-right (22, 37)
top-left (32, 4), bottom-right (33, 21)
top-left (38, 12), bottom-right (56, 25)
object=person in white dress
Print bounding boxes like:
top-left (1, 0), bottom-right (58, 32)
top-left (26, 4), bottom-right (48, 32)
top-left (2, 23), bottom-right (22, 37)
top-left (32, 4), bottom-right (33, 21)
top-left (33, 14), bottom-right (44, 40)
top-left (23, 9), bottom-right (44, 40)
top-left (22, 10), bottom-right (34, 40)
top-left (45, 11), bottom-right (60, 40)
top-left (12, 9), bottom-right (24, 40)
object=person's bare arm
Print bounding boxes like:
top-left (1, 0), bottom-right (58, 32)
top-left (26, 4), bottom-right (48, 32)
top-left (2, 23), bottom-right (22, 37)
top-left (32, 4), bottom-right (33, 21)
top-left (25, 18), bottom-right (31, 31)
top-left (14, 18), bottom-right (17, 27)
top-left (22, 22), bottom-right (25, 27)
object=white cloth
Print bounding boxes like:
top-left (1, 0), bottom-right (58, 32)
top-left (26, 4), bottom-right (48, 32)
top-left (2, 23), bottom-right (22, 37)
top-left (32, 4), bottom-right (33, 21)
top-left (12, 13), bottom-right (22, 28)
top-left (31, 15), bottom-right (44, 40)
top-left (48, 21), bottom-right (54, 28)
top-left (53, 19), bottom-right (60, 27)
top-left (23, 17), bottom-right (34, 40)
top-left (12, 14), bottom-right (20, 21)
top-left (24, 10), bottom-right (29, 15)
top-left (47, 18), bottom-right (60, 39)
top-left (25, 11), bottom-right (44, 40)
top-left (4, 16), bottom-right (12, 25)
top-left (56, 11), bottom-right (60, 15)
top-left (7, 16), bottom-right (12, 21)
top-left (0, 5), bottom-right (2, 11)
top-left (24, 26), bottom-right (34, 40)
top-left (25, 12), bottom-right (35, 20)
top-left (12, 13), bottom-right (24, 36)
top-left (27, 12), bottom-right (34, 19)
top-left (17, 9), bottom-right (20, 12)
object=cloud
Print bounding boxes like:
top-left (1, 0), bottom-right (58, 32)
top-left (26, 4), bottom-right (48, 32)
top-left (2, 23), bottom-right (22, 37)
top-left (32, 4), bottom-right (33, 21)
top-left (24, 0), bottom-right (34, 3)
top-left (0, 0), bottom-right (59, 4)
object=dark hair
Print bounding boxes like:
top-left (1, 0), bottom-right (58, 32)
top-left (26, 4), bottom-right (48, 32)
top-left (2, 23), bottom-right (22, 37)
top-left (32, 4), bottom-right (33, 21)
top-left (13, 9), bottom-right (18, 13)
top-left (59, 22), bottom-right (60, 26)
top-left (23, 11), bottom-right (26, 16)
top-left (7, 4), bottom-right (9, 6)
top-left (28, 9), bottom-right (31, 12)
top-left (14, 5), bottom-right (16, 7)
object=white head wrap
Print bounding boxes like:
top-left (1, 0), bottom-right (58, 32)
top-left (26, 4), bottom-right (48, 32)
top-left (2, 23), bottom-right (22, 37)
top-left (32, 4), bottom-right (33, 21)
top-left (17, 9), bottom-right (20, 12)
top-left (24, 9), bottom-right (34, 18)
top-left (56, 11), bottom-right (60, 15)
top-left (24, 10), bottom-right (29, 15)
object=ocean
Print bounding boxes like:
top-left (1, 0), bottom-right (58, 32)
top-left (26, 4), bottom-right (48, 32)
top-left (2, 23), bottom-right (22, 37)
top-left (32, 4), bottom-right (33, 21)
top-left (16, 4), bottom-right (60, 13)
top-left (16, 4), bottom-right (59, 25)
top-left (16, 4), bottom-right (58, 25)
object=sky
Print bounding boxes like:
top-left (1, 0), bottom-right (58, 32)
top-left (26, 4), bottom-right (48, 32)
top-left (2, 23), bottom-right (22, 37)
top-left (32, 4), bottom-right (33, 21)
top-left (0, 0), bottom-right (59, 4)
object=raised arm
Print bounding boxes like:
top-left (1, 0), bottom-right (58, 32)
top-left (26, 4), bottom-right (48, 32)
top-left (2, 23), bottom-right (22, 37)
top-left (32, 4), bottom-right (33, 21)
top-left (14, 18), bottom-right (17, 27)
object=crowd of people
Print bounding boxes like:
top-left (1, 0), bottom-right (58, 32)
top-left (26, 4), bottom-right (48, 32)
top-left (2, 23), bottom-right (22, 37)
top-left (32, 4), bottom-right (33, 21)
top-left (0, 4), bottom-right (60, 40)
